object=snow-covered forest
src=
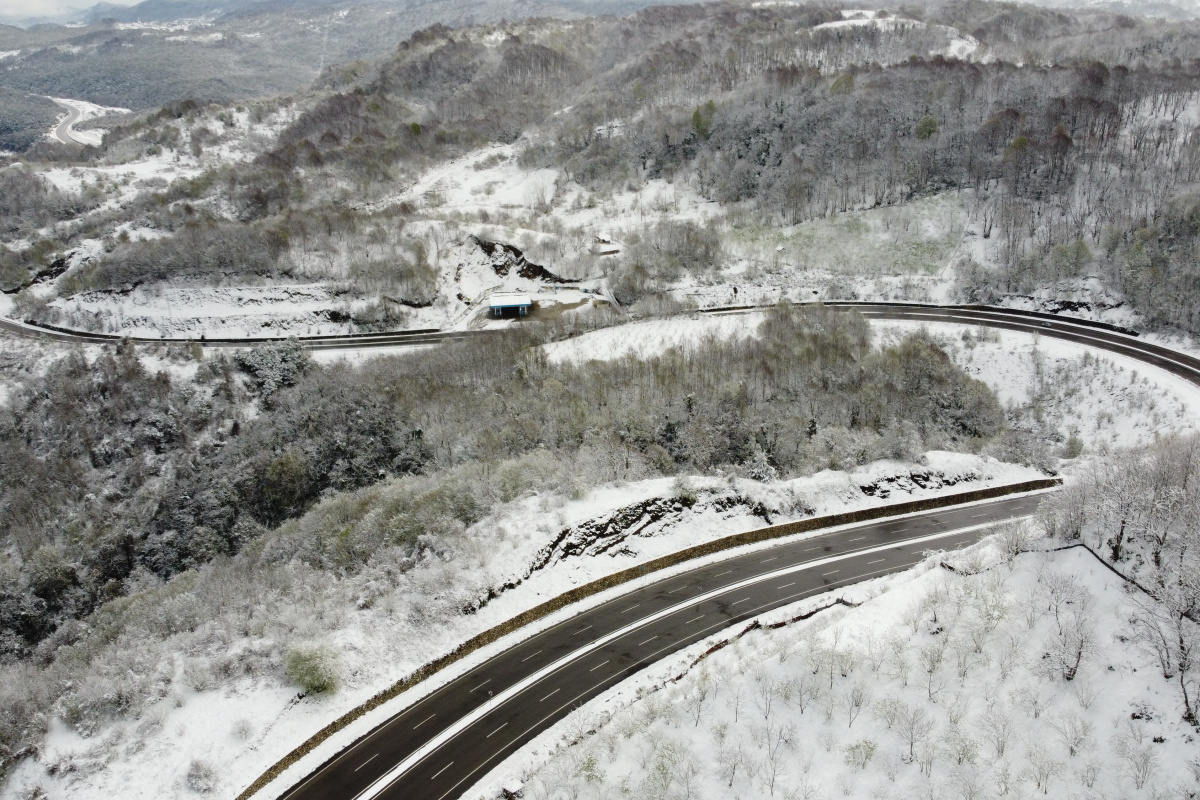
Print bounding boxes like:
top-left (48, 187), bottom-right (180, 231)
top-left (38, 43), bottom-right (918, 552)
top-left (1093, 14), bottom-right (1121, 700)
top-left (3, 0), bottom-right (1200, 797)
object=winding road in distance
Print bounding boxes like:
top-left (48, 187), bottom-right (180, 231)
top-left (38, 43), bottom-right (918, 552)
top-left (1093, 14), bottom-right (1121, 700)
top-left (4, 302), bottom-right (1200, 392)
top-left (49, 99), bottom-right (85, 146)
top-left (5, 303), bottom-right (1197, 799)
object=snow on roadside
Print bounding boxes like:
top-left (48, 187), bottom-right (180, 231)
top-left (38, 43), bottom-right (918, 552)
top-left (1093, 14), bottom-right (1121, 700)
top-left (0, 455), bottom-right (1042, 800)
top-left (467, 535), bottom-right (1197, 800)
top-left (543, 312), bottom-right (765, 364)
top-left (872, 320), bottom-right (1200, 449)
top-left (46, 98), bottom-right (132, 147)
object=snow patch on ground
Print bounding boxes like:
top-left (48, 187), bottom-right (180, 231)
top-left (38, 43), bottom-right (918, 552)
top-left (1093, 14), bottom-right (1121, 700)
top-left (543, 312), bottom-right (765, 364)
top-left (872, 320), bottom-right (1200, 449)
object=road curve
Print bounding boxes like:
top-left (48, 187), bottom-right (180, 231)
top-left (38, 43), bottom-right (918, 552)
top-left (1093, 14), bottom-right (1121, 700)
top-left (4, 304), bottom-right (1200, 393)
top-left (2, 307), bottom-right (1187, 797)
top-left (50, 99), bottom-right (84, 146)
top-left (276, 492), bottom-right (1047, 800)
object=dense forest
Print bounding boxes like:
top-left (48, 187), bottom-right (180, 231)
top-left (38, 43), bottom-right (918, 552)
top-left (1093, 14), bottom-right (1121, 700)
top-left (4, 1), bottom-right (1199, 334)
top-left (0, 305), bottom-right (1004, 656)
top-left (0, 89), bottom-right (59, 154)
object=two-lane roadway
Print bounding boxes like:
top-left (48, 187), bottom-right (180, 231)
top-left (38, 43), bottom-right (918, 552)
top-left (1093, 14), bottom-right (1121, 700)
top-left (278, 492), bottom-right (1047, 800)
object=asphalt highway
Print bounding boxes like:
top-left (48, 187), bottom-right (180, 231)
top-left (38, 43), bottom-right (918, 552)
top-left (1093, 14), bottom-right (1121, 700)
top-left (4, 305), bottom-right (1200, 391)
top-left (834, 303), bottom-right (1200, 388)
top-left (279, 492), bottom-right (1047, 800)
top-left (50, 99), bottom-right (84, 146)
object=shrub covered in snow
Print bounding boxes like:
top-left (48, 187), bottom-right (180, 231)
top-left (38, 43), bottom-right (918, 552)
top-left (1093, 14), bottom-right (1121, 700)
top-left (185, 758), bottom-right (217, 793)
top-left (283, 642), bottom-right (340, 695)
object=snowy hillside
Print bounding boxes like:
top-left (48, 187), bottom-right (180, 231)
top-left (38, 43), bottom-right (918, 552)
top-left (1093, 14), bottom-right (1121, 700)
top-left (469, 530), bottom-right (1200, 800)
top-left (0, 454), bottom-right (1042, 800)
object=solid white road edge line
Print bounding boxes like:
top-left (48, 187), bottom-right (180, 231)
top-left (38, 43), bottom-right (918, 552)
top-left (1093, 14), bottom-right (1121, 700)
top-left (350, 516), bottom-right (1027, 800)
top-left (266, 491), bottom-right (1051, 800)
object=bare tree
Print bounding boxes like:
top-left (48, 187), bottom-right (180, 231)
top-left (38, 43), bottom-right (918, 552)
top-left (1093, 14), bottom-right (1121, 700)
top-left (844, 680), bottom-right (870, 728)
top-left (686, 671), bottom-right (712, 727)
top-left (896, 702), bottom-right (936, 762)
top-left (716, 739), bottom-right (747, 787)
top-left (874, 696), bottom-right (903, 730)
top-left (726, 683), bottom-right (746, 723)
top-left (787, 671), bottom-right (821, 716)
top-left (1113, 726), bottom-right (1156, 790)
top-left (1048, 711), bottom-right (1093, 757)
top-left (755, 673), bottom-right (780, 722)
top-left (1024, 747), bottom-right (1062, 795)
top-left (756, 720), bottom-right (795, 796)
top-left (864, 629), bottom-right (887, 671)
top-left (920, 640), bottom-right (947, 701)
top-left (981, 708), bottom-right (1014, 758)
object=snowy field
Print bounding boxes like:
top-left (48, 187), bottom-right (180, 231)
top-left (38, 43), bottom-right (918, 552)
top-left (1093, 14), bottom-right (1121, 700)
top-left (543, 312), bottom-right (765, 364)
top-left (468, 532), bottom-right (1197, 800)
top-left (872, 320), bottom-right (1200, 451)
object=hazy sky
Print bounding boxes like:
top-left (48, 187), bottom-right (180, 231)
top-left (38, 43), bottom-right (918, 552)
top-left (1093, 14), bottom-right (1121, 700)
top-left (0, 0), bottom-right (137, 23)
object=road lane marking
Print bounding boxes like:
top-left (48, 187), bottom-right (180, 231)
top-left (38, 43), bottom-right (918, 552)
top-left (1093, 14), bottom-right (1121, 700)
top-left (667, 586), bottom-right (687, 593)
top-left (778, 582), bottom-right (795, 589)
top-left (848, 536), bottom-right (866, 541)
top-left (486, 722), bottom-right (507, 738)
top-left (822, 570), bottom-right (840, 576)
top-left (621, 604), bottom-right (640, 613)
top-left (589, 660), bottom-right (610, 672)
top-left (803, 546), bottom-right (820, 551)
top-left (430, 762), bottom-right (453, 780)
top-left (714, 569), bottom-right (733, 577)
top-left (355, 754), bottom-right (378, 772)
top-left (868, 559), bottom-right (885, 565)
top-left (470, 679), bottom-right (490, 692)
top-left (346, 515), bottom-right (1038, 800)
top-left (413, 714), bottom-right (435, 730)
top-left (637, 635), bottom-right (658, 646)
top-left (540, 688), bottom-right (560, 702)
top-left (760, 556), bottom-right (778, 563)
top-left (733, 598), bottom-right (750, 605)
top-left (573, 625), bottom-right (593, 636)
top-left (685, 615), bottom-right (705, 624)
top-left (520, 650), bottom-right (542, 663)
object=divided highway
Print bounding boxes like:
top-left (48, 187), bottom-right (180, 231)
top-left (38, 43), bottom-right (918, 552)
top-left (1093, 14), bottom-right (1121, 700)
top-left (278, 493), bottom-right (1047, 800)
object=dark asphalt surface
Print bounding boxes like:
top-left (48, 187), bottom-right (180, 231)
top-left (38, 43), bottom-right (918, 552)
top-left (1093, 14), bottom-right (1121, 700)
top-left (5, 306), bottom-right (1200, 391)
top-left (281, 493), bottom-right (1046, 800)
top-left (6, 304), bottom-right (1188, 798)
top-left (840, 304), bottom-right (1200, 387)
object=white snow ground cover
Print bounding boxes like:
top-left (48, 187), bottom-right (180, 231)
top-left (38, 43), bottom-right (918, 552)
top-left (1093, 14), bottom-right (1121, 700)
top-left (871, 320), bottom-right (1200, 450)
top-left (49, 282), bottom-right (356, 338)
top-left (467, 531), bottom-right (1199, 800)
top-left (0, 455), bottom-right (1043, 800)
top-left (543, 312), bottom-right (765, 364)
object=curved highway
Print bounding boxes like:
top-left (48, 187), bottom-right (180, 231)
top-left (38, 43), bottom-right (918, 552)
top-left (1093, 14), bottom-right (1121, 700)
top-left (49, 99), bottom-right (85, 146)
top-left (275, 493), bottom-right (1047, 800)
top-left (4, 304), bottom-right (1200, 392)
top-left (6, 303), bottom-right (1195, 800)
